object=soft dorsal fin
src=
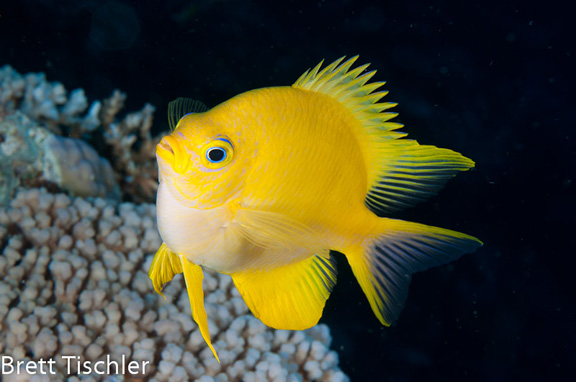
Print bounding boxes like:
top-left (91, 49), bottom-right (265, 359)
top-left (167, 97), bottom-right (209, 131)
top-left (292, 56), bottom-right (475, 215)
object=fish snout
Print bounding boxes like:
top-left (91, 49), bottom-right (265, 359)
top-left (157, 135), bottom-right (190, 174)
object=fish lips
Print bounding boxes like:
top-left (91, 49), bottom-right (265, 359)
top-left (156, 135), bottom-right (191, 174)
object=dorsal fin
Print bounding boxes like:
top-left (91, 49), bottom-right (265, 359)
top-left (167, 97), bottom-right (209, 131)
top-left (292, 56), bottom-right (475, 215)
top-left (292, 56), bottom-right (402, 137)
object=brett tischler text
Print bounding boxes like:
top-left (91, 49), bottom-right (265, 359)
top-left (1, 355), bottom-right (150, 376)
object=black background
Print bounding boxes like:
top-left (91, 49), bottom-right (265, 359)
top-left (1, 0), bottom-right (574, 380)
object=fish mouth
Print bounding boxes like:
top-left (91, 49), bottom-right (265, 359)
top-left (158, 139), bottom-right (174, 155)
top-left (157, 135), bottom-right (190, 173)
top-left (156, 138), bottom-right (174, 164)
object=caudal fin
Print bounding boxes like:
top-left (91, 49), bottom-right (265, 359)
top-left (345, 219), bottom-right (482, 326)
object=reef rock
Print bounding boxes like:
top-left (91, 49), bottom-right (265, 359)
top-left (0, 112), bottom-right (120, 205)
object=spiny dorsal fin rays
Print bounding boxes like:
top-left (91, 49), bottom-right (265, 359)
top-left (329, 67), bottom-right (378, 98)
top-left (293, 56), bottom-right (345, 88)
top-left (356, 102), bottom-right (396, 114)
top-left (312, 63), bottom-right (372, 95)
top-left (292, 59), bottom-right (326, 88)
top-left (340, 79), bottom-right (383, 99)
top-left (292, 56), bottom-right (402, 134)
top-left (292, 56), bottom-right (475, 214)
top-left (167, 97), bottom-right (209, 131)
top-left (307, 59), bottom-right (354, 92)
top-left (296, 57), bottom-right (371, 97)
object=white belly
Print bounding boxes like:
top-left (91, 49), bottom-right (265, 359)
top-left (156, 182), bottom-right (248, 272)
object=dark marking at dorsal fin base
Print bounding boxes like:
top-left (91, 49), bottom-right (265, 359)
top-left (167, 98), bottom-right (209, 131)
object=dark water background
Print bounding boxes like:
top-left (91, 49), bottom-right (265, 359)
top-left (1, 0), bottom-right (574, 380)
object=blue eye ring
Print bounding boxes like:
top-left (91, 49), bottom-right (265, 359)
top-left (201, 138), bottom-right (234, 169)
top-left (215, 138), bottom-right (232, 145)
top-left (206, 147), bottom-right (227, 163)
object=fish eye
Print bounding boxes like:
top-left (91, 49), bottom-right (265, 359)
top-left (206, 147), bottom-right (226, 163)
top-left (201, 138), bottom-right (233, 169)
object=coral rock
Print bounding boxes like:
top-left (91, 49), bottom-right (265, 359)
top-left (0, 113), bottom-right (120, 204)
top-left (0, 188), bottom-right (349, 382)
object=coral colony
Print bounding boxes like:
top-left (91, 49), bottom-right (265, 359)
top-left (0, 66), bottom-right (350, 381)
top-left (0, 65), bottom-right (158, 204)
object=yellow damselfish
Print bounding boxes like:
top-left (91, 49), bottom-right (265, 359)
top-left (149, 56), bottom-right (482, 361)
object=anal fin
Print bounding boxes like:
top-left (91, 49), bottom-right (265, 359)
top-left (231, 253), bottom-right (337, 330)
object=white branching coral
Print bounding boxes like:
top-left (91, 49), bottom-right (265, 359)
top-left (0, 65), bottom-right (97, 133)
top-left (98, 90), bottom-right (160, 203)
top-left (0, 65), bottom-right (163, 203)
top-left (0, 188), bottom-right (349, 382)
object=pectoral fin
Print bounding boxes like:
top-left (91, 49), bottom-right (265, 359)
top-left (148, 243), bottom-right (183, 298)
top-left (181, 257), bottom-right (219, 362)
top-left (232, 206), bottom-right (329, 257)
top-left (231, 254), bottom-right (337, 330)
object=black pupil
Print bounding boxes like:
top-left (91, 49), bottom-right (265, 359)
top-left (208, 148), bottom-right (225, 162)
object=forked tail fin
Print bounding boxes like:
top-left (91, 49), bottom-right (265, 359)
top-left (344, 219), bottom-right (482, 325)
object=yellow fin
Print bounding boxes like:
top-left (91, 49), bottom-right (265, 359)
top-left (292, 55), bottom-right (401, 139)
top-left (293, 56), bottom-right (475, 214)
top-left (345, 219), bottom-right (482, 326)
top-left (232, 206), bottom-right (329, 257)
top-left (148, 243), bottom-right (183, 298)
top-left (181, 257), bottom-right (220, 362)
top-left (167, 97), bottom-right (208, 131)
top-left (231, 254), bottom-right (337, 330)
top-left (365, 141), bottom-right (476, 215)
